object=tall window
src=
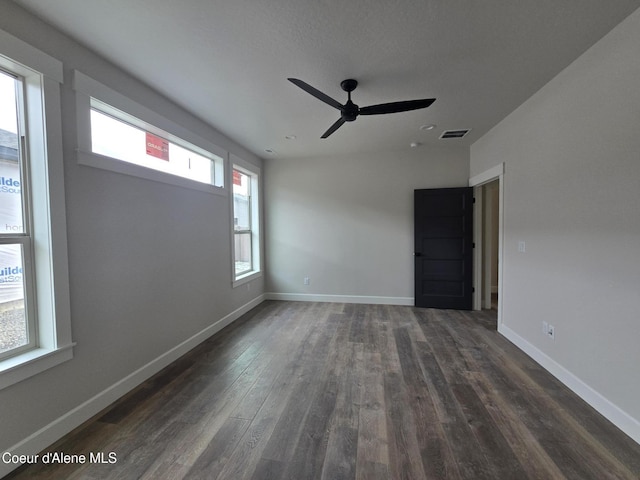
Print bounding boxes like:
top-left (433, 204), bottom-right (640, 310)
top-left (233, 169), bottom-right (252, 276)
top-left (1, 28), bottom-right (72, 389)
top-left (0, 69), bottom-right (34, 359)
top-left (232, 161), bottom-right (260, 282)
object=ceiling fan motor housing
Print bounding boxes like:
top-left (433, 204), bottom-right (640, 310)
top-left (340, 79), bottom-right (359, 121)
top-left (342, 101), bottom-right (359, 121)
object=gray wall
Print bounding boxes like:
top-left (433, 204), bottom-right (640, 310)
top-left (265, 147), bottom-right (469, 301)
top-left (0, 2), bottom-right (264, 458)
top-left (471, 8), bottom-right (640, 432)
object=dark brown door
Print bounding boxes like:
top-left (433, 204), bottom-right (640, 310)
top-left (414, 187), bottom-right (473, 309)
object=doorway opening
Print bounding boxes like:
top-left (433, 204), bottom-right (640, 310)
top-left (481, 180), bottom-right (499, 311)
top-left (470, 163), bottom-right (504, 329)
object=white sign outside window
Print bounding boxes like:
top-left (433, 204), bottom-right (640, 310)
top-left (0, 158), bottom-right (24, 304)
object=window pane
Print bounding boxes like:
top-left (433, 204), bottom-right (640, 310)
top-left (0, 243), bottom-right (27, 355)
top-left (90, 109), bottom-right (215, 185)
top-left (233, 170), bottom-right (250, 231)
top-left (0, 71), bottom-right (24, 234)
top-left (91, 108), bottom-right (145, 163)
top-left (234, 232), bottom-right (252, 276)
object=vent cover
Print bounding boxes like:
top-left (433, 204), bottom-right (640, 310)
top-left (440, 129), bottom-right (470, 139)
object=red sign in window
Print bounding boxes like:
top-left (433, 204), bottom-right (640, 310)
top-left (233, 170), bottom-right (242, 186)
top-left (146, 132), bottom-right (169, 161)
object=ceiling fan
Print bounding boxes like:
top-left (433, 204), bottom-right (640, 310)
top-left (288, 78), bottom-right (435, 138)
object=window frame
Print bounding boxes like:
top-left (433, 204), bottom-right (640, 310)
top-left (73, 70), bottom-right (226, 195)
top-left (0, 28), bottom-right (73, 389)
top-left (0, 70), bottom-right (37, 360)
top-left (231, 155), bottom-right (262, 286)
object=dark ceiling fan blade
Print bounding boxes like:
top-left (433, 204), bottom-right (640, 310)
top-left (321, 117), bottom-right (346, 138)
top-left (288, 78), bottom-right (344, 110)
top-left (359, 98), bottom-right (435, 115)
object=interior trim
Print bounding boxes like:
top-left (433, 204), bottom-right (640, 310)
top-left (265, 292), bottom-right (414, 306)
top-left (499, 323), bottom-right (640, 444)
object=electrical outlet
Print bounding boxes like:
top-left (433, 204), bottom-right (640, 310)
top-left (518, 241), bottom-right (526, 253)
top-left (547, 324), bottom-right (555, 340)
top-left (303, 277), bottom-right (310, 285)
top-left (543, 321), bottom-right (548, 335)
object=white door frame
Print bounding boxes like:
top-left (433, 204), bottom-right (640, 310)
top-left (469, 163), bottom-right (504, 326)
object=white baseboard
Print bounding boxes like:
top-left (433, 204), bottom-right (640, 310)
top-left (0, 294), bottom-right (265, 478)
top-left (498, 323), bottom-right (640, 445)
top-left (265, 292), bottom-right (414, 306)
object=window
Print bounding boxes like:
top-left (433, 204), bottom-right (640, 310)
top-left (0, 29), bottom-right (72, 389)
top-left (90, 105), bottom-right (219, 187)
top-left (233, 169), bottom-right (253, 276)
top-left (74, 71), bottom-right (225, 194)
top-left (231, 158), bottom-right (261, 283)
top-left (0, 69), bottom-right (34, 360)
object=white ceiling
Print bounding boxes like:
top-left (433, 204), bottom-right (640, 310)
top-left (13, 0), bottom-right (640, 159)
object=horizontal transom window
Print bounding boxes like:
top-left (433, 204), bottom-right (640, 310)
top-left (90, 102), bottom-right (221, 187)
top-left (73, 70), bottom-right (225, 193)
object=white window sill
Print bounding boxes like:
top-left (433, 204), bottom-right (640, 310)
top-left (0, 344), bottom-right (75, 390)
top-left (77, 150), bottom-right (227, 196)
top-left (233, 270), bottom-right (262, 288)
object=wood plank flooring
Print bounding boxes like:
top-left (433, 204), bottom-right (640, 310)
top-left (6, 301), bottom-right (640, 479)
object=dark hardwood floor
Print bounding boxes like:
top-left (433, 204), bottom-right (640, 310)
top-left (6, 301), bottom-right (640, 479)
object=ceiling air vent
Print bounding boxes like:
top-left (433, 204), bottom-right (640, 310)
top-left (440, 129), bottom-right (470, 139)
